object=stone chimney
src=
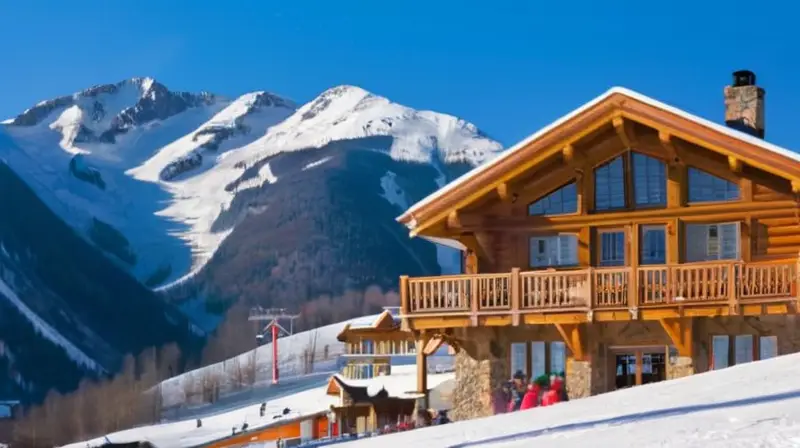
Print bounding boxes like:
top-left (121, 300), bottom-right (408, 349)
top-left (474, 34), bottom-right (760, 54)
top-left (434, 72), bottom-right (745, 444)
top-left (723, 70), bottom-right (765, 138)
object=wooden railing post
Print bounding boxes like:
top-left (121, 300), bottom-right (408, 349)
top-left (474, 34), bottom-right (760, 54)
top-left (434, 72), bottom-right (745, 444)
top-left (795, 253), bottom-right (800, 311)
top-left (587, 268), bottom-right (594, 309)
top-left (470, 276), bottom-right (479, 326)
top-left (627, 266), bottom-right (638, 311)
top-left (400, 275), bottom-right (410, 314)
top-left (510, 268), bottom-right (521, 326)
top-left (727, 262), bottom-right (738, 315)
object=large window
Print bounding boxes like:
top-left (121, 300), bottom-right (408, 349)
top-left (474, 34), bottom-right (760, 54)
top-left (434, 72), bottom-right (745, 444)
top-left (640, 225), bottom-right (666, 265)
top-left (599, 230), bottom-right (625, 267)
top-left (711, 335), bottom-right (778, 370)
top-left (632, 153), bottom-right (666, 207)
top-left (595, 156), bottom-right (626, 210)
top-left (688, 168), bottom-right (740, 202)
top-left (529, 182), bottom-right (578, 216)
top-left (685, 222), bottom-right (740, 262)
top-left (530, 234), bottom-right (578, 268)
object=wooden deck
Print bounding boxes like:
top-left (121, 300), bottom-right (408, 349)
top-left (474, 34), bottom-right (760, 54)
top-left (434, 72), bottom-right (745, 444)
top-left (399, 260), bottom-right (800, 330)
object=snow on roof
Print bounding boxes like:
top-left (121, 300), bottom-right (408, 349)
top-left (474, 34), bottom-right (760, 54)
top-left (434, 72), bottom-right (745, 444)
top-left (399, 86), bottom-right (800, 225)
top-left (338, 352), bottom-right (800, 448)
top-left (61, 383), bottom-right (338, 448)
top-left (334, 364), bottom-right (454, 400)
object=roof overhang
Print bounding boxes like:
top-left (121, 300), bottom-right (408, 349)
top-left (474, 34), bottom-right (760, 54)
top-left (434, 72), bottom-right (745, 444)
top-left (397, 87), bottom-right (800, 238)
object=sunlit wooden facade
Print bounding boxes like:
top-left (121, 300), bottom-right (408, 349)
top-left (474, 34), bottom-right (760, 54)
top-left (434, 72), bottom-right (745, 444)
top-left (396, 73), bottom-right (800, 419)
top-left (337, 308), bottom-right (416, 379)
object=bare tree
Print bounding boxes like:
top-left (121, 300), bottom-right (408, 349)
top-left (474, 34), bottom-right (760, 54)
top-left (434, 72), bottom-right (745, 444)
top-left (228, 356), bottom-right (246, 391)
top-left (303, 330), bottom-right (319, 374)
top-left (201, 369), bottom-right (222, 404)
top-left (244, 349), bottom-right (258, 386)
top-left (182, 372), bottom-right (199, 405)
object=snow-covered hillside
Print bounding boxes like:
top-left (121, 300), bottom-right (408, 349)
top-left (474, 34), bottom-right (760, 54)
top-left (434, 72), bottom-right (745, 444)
top-left (1, 79), bottom-right (502, 288)
top-left (341, 352), bottom-right (800, 448)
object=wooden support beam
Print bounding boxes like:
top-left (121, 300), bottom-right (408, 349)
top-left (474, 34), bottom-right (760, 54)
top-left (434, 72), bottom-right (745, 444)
top-left (416, 334), bottom-right (429, 404)
top-left (496, 182), bottom-right (513, 203)
top-left (562, 144), bottom-right (576, 164)
top-left (657, 318), bottom-right (693, 357)
top-left (658, 131), bottom-right (680, 165)
top-left (446, 210), bottom-right (461, 229)
top-left (422, 335), bottom-right (445, 356)
top-left (613, 116), bottom-right (636, 149)
top-left (728, 155), bottom-right (742, 174)
top-left (554, 323), bottom-right (586, 361)
top-left (792, 180), bottom-right (800, 194)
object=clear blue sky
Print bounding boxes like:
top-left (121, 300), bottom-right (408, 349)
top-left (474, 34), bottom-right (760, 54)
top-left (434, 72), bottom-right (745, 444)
top-left (1, 0), bottom-right (798, 149)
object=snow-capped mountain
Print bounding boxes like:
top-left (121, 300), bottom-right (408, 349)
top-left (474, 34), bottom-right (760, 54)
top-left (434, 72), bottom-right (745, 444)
top-left (0, 78), bottom-right (501, 398)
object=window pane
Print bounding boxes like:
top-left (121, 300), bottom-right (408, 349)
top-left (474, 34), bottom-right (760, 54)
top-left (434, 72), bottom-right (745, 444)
top-left (632, 153), bottom-right (666, 207)
top-left (595, 157), bottom-right (626, 210)
top-left (735, 335), bottom-right (754, 365)
top-left (530, 235), bottom-right (578, 267)
top-left (688, 168), bottom-right (740, 202)
top-left (641, 225), bottom-right (666, 265)
top-left (550, 341), bottom-right (566, 375)
top-left (529, 182), bottom-right (578, 216)
top-left (599, 231), bottom-right (625, 266)
top-left (531, 342), bottom-right (546, 379)
top-left (759, 336), bottom-right (778, 360)
top-left (685, 223), bottom-right (740, 262)
top-left (510, 343), bottom-right (526, 376)
top-left (712, 335), bottom-right (729, 370)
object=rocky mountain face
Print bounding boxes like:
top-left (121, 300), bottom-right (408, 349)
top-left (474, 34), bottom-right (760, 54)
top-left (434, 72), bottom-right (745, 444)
top-left (0, 79), bottom-right (503, 398)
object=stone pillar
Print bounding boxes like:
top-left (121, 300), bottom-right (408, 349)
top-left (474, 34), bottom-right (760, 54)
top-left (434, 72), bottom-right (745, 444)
top-left (450, 329), bottom-right (510, 421)
top-left (666, 355), bottom-right (694, 379)
top-left (565, 341), bottom-right (607, 400)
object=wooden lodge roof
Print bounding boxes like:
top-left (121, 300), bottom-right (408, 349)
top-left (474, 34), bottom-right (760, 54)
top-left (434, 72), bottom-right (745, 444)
top-left (397, 87), bottom-right (800, 238)
top-left (336, 309), bottom-right (403, 342)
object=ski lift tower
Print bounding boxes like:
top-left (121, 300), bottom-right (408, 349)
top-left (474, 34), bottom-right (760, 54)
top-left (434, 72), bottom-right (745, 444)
top-left (248, 307), bottom-right (300, 385)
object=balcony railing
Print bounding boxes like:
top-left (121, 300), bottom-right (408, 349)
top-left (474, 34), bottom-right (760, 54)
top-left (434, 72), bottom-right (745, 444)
top-left (400, 260), bottom-right (798, 319)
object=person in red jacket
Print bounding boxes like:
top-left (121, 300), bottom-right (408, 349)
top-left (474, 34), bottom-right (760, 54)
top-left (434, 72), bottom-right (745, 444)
top-left (541, 376), bottom-right (565, 407)
top-left (519, 383), bottom-right (541, 410)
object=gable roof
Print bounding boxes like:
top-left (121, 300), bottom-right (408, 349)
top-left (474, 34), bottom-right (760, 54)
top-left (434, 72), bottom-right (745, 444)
top-left (397, 87), bottom-right (800, 236)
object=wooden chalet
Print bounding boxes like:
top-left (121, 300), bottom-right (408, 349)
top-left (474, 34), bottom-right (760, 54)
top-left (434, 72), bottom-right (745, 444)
top-left (395, 71), bottom-right (800, 419)
top-left (336, 308), bottom-right (416, 379)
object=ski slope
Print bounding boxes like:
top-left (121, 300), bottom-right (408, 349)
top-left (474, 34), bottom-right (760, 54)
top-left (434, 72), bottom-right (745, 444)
top-left (339, 352), bottom-right (800, 448)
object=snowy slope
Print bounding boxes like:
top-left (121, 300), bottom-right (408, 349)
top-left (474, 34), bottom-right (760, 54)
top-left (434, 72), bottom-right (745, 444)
top-left (340, 352), bottom-right (800, 448)
top-left (1, 80), bottom-right (501, 288)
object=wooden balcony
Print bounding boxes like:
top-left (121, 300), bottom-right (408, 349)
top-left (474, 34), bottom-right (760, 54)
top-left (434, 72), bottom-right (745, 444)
top-left (399, 260), bottom-right (800, 330)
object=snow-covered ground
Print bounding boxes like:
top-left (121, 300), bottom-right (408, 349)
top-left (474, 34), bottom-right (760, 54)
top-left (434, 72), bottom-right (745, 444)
top-left (63, 354), bottom-right (454, 447)
top-left (159, 314), bottom-right (380, 408)
top-left (339, 352), bottom-right (800, 448)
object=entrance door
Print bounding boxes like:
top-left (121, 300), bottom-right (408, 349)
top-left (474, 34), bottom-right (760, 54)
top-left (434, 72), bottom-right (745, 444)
top-left (614, 350), bottom-right (666, 389)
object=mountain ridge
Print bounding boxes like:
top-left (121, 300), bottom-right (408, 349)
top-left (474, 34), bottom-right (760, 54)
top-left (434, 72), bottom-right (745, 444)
top-left (0, 77), bottom-right (503, 400)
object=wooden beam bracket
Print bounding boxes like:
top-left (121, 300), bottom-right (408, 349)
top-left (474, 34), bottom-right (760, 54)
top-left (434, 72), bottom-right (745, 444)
top-left (657, 317), bottom-right (693, 357)
top-left (613, 116), bottom-right (637, 149)
top-left (658, 131), bottom-right (681, 166)
top-left (629, 307), bottom-right (639, 320)
top-left (554, 323), bottom-right (586, 361)
top-left (728, 155), bottom-right (742, 174)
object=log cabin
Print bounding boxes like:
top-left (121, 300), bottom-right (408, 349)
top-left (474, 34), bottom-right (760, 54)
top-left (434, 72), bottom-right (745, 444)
top-left (396, 71), bottom-right (800, 420)
top-left (336, 307), bottom-right (416, 380)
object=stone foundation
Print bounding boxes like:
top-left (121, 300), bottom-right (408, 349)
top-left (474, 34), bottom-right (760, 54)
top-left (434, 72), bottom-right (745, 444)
top-left (565, 344), bottom-right (607, 399)
top-left (666, 355), bottom-right (694, 379)
top-left (450, 330), bottom-right (510, 421)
